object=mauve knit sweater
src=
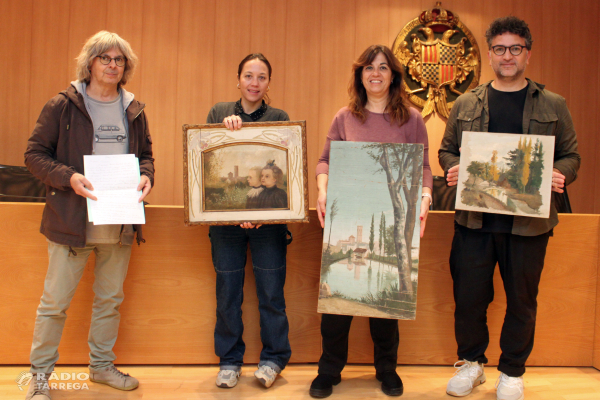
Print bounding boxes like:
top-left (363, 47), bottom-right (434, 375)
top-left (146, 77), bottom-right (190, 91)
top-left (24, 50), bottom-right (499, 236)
top-left (316, 106), bottom-right (433, 189)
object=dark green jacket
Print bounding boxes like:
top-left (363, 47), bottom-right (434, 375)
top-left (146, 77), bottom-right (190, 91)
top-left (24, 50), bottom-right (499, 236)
top-left (438, 79), bottom-right (581, 236)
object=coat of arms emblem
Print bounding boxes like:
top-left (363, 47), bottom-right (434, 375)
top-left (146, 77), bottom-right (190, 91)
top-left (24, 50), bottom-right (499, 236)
top-left (392, 2), bottom-right (481, 118)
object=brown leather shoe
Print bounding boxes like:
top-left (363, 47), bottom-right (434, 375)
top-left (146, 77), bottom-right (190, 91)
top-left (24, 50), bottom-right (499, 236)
top-left (25, 374), bottom-right (51, 400)
top-left (89, 365), bottom-right (139, 391)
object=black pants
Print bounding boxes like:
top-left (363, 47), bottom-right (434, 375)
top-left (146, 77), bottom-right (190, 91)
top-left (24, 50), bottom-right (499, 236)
top-left (317, 313), bottom-right (399, 376)
top-left (450, 223), bottom-right (550, 377)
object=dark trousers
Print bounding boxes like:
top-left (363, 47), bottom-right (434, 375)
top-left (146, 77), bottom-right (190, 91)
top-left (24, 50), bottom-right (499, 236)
top-left (450, 223), bottom-right (550, 377)
top-left (318, 313), bottom-right (399, 376)
top-left (209, 224), bottom-right (292, 372)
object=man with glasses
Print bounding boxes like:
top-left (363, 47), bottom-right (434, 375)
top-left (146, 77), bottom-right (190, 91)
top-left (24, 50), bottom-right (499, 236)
top-left (439, 16), bottom-right (580, 400)
top-left (24, 31), bottom-right (154, 400)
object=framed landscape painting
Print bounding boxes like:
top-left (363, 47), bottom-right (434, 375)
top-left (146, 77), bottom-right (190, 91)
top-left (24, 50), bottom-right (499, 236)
top-left (318, 141), bottom-right (424, 320)
top-left (456, 131), bottom-right (555, 218)
top-left (183, 121), bottom-right (309, 225)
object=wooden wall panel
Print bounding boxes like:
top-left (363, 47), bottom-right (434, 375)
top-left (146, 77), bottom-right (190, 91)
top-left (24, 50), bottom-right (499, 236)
top-left (596, 3), bottom-right (600, 217)
top-left (211, 0), bottom-right (251, 106)
top-left (28, 0), bottom-right (71, 133)
top-left (317, 0), bottom-right (356, 170)
top-left (250, 0), bottom-right (288, 112)
top-left (597, 0), bottom-right (600, 216)
top-left (139, 0), bottom-right (181, 206)
top-left (594, 23), bottom-right (600, 365)
top-left (387, 1), bottom-right (422, 51)
top-left (596, 219), bottom-right (600, 370)
top-left (175, 0), bottom-right (216, 125)
top-left (595, 0), bottom-right (600, 367)
top-left (513, 1), bottom-right (542, 84)
top-left (355, 0), bottom-right (389, 53)
top-left (283, 1), bottom-right (322, 208)
top-left (105, 0), bottom-right (145, 98)
top-left (0, 0), bottom-right (32, 166)
top-left (567, 0), bottom-right (599, 214)
top-left (1, 204), bottom-right (598, 367)
top-left (539, 0), bottom-right (575, 213)
top-left (526, 215), bottom-right (598, 366)
top-left (66, 0), bottom-right (108, 79)
top-left (175, 0), bottom-right (216, 208)
top-left (0, 0), bottom-right (598, 213)
top-left (541, 0), bottom-right (571, 104)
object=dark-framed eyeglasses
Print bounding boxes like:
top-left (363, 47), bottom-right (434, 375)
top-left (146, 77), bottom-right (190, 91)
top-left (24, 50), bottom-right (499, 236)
top-left (96, 55), bottom-right (127, 67)
top-left (491, 45), bottom-right (527, 56)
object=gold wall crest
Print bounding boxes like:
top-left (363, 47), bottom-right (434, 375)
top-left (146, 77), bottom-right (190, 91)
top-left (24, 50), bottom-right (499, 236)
top-left (392, 2), bottom-right (481, 118)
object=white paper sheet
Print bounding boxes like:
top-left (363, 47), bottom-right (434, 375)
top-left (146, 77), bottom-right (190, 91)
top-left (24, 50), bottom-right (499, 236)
top-left (84, 154), bottom-right (145, 225)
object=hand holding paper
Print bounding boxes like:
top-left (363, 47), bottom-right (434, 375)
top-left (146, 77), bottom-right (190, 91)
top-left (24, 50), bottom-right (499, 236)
top-left (84, 155), bottom-right (146, 225)
top-left (70, 173), bottom-right (97, 201)
top-left (137, 175), bottom-right (152, 202)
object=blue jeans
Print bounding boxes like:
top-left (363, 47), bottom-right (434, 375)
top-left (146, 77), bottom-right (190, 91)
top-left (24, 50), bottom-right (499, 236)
top-left (209, 224), bottom-right (292, 372)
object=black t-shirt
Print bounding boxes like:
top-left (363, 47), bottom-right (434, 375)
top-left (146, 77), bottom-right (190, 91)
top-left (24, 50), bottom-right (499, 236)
top-left (481, 83), bottom-right (528, 233)
top-left (488, 84), bottom-right (528, 133)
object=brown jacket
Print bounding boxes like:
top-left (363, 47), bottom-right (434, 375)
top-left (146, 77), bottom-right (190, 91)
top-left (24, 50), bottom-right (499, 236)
top-left (25, 84), bottom-right (154, 247)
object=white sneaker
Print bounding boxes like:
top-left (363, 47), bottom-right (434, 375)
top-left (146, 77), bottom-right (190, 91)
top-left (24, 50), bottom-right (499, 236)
top-left (254, 365), bottom-right (278, 388)
top-left (446, 360), bottom-right (486, 397)
top-left (495, 372), bottom-right (524, 400)
top-left (215, 369), bottom-right (240, 388)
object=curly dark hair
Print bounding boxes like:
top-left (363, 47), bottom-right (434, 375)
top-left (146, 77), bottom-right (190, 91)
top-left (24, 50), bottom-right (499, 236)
top-left (348, 45), bottom-right (410, 127)
top-left (485, 16), bottom-right (533, 50)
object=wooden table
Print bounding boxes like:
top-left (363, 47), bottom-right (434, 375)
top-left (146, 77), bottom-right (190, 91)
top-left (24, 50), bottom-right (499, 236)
top-left (1, 203), bottom-right (598, 369)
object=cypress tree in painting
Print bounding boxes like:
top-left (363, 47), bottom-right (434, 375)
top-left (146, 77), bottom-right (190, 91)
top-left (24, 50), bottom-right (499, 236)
top-left (369, 214), bottom-right (375, 265)
top-left (526, 139), bottom-right (544, 194)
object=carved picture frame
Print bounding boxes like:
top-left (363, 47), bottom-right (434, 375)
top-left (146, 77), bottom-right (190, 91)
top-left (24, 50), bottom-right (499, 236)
top-left (183, 121), bottom-right (309, 225)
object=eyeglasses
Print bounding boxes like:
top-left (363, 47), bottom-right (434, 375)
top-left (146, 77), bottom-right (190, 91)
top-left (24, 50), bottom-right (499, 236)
top-left (96, 55), bottom-right (127, 67)
top-left (491, 45), bottom-right (527, 56)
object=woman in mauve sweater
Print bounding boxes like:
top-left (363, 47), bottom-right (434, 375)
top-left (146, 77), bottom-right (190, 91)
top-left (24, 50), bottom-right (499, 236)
top-left (310, 45), bottom-right (433, 399)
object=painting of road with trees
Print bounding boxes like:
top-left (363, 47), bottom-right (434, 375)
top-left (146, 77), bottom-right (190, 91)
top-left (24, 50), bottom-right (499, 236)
top-left (456, 131), bottom-right (555, 218)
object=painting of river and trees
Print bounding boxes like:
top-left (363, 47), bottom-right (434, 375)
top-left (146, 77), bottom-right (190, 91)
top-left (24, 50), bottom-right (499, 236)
top-left (318, 142), bottom-right (424, 320)
top-left (456, 131), bottom-right (555, 218)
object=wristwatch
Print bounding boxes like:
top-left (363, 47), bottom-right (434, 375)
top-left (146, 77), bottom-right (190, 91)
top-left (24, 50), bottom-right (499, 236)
top-left (422, 192), bottom-right (433, 208)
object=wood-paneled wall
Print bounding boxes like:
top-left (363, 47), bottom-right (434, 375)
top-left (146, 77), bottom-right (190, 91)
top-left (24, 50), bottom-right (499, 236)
top-left (596, 213), bottom-right (600, 370)
top-left (1, 204), bottom-right (599, 367)
top-left (1, 0), bottom-right (598, 213)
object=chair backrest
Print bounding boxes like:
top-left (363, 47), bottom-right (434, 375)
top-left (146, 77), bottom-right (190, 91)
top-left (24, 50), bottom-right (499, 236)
top-left (0, 164), bottom-right (46, 202)
top-left (431, 175), bottom-right (456, 211)
top-left (552, 187), bottom-right (572, 213)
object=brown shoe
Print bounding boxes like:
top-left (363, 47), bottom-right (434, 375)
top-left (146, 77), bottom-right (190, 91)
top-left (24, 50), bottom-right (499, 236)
top-left (25, 373), bottom-right (51, 400)
top-left (89, 365), bottom-right (139, 391)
